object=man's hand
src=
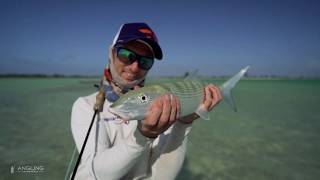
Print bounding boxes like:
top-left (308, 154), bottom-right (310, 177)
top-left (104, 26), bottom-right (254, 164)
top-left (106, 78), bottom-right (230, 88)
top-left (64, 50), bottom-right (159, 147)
top-left (178, 84), bottom-right (222, 124)
top-left (201, 84), bottom-right (222, 112)
top-left (138, 94), bottom-right (181, 138)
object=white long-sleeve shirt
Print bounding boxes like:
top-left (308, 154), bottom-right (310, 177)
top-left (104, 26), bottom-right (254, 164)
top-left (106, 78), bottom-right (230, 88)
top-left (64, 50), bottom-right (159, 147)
top-left (71, 92), bottom-right (192, 180)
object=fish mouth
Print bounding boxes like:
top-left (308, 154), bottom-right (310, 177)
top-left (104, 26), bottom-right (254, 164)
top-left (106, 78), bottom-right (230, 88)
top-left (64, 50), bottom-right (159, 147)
top-left (108, 108), bottom-right (130, 121)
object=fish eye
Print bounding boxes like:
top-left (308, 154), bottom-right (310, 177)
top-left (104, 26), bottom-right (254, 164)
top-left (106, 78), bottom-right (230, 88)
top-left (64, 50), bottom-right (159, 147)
top-left (138, 94), bottom-right (148, 103)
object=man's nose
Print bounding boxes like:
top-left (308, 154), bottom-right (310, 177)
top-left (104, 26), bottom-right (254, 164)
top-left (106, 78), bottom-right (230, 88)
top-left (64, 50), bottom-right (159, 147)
top-left (129, 60), bottom-right (140, 72)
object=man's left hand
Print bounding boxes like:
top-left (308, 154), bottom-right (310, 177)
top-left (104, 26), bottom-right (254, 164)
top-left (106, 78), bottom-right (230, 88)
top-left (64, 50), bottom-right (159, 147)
top-left (201, 84), bottom-right (222, 112)
top-left (178, 84), bottom-right (222, 124)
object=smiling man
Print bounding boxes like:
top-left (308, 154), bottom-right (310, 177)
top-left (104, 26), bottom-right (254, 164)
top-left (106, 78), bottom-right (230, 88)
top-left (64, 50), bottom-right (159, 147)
top-left (71, 22), bottom-right (221, 179)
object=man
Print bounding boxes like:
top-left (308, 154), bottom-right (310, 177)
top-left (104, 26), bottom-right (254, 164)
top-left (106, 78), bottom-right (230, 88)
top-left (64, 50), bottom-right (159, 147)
top-left (71, 22), bottom-right (221, 180)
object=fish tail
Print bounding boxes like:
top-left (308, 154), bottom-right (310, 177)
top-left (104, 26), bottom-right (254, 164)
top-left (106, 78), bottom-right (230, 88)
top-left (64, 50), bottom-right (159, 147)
top-left (221, 66), bottom-right (250, 112)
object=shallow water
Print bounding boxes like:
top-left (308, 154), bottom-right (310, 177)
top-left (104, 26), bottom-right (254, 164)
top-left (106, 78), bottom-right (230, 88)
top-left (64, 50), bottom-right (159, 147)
top-left (0, 78), bottom-right (319, 179)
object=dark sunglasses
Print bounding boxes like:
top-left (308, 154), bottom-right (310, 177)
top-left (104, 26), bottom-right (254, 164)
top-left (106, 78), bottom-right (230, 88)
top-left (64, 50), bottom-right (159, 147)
top-left (116, 47), bottom-right (154, 70)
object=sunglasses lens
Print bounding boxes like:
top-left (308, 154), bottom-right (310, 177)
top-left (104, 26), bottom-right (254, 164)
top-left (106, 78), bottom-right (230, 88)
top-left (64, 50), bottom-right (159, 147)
top-left (139, 57), bottom-right (154, 70)
top-left (117, 48), bottom-right (136, 64)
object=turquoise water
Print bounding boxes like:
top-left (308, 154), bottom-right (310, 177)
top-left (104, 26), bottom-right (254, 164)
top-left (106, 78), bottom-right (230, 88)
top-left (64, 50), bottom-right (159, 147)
top-left (0, 78), bottom-right (319, 179)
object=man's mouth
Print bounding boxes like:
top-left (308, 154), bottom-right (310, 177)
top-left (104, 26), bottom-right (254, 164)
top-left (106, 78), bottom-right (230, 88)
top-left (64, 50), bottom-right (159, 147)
top-left (124, 72), bottom-right (137, 81)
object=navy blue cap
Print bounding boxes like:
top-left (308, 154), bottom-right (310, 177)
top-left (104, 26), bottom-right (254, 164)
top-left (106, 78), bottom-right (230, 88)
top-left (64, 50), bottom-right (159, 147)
top-left (112, 23), bottom-right (163, 60)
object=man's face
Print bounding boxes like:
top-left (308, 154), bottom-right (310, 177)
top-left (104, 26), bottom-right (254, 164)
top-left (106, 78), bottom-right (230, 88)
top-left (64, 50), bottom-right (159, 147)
top-left (113, 41), bottom-right (154, 82)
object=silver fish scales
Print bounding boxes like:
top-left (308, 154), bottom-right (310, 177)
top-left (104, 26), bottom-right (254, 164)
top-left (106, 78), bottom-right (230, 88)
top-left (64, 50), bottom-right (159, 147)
top-left (161, 80), bottom-right (204, 117)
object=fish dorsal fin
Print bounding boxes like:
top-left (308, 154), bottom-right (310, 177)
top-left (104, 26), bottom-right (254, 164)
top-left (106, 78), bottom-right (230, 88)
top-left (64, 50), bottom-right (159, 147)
top-left (183, 69), bottom-right (200, 81)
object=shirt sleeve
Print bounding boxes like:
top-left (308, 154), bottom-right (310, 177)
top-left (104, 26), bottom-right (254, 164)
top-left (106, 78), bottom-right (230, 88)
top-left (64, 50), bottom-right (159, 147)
top-left (149, 121), bottom-right (192, 179)
top-left (71, 97), bottom-right (153, 180)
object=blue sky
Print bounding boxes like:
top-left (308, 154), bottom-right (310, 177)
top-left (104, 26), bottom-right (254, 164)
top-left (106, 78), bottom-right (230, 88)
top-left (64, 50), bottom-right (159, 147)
top-left (1, 0), bottom-right (320, 77)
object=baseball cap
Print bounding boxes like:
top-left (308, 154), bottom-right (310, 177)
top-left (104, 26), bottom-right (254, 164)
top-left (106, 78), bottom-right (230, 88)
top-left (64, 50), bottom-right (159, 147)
top-left (112, 22), bottom-right (163, 60)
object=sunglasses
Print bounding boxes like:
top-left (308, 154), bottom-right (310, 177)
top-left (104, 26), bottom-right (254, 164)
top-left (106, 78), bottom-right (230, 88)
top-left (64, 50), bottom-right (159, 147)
top-left (116, 47), bottom-right (154, 70)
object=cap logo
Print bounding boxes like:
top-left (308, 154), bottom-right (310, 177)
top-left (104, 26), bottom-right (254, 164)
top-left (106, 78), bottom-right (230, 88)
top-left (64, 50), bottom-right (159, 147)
top-left (139, 28), bottom-right (153, 35)
top-left (138, 28), bottom-right (157, 41)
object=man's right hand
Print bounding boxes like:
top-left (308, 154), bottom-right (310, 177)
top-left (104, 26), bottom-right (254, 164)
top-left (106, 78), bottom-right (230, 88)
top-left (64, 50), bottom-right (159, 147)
top-left (137, 94), bottom-right (181, 138)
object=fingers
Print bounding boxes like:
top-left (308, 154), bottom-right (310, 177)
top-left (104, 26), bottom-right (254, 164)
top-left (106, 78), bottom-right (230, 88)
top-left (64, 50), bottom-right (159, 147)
top-left (143, 98), bottom-right (162, 129)
top-left (170, 94), bottom-right (180, 123)
top-left (203, 86), bottom-right (213, 107)
top-left (168, 94), bottom-right (177, 124)
top-left (140, 93), bottom-right (179, 138)
top-left (207, 84), bottom-right (222, 111)
top-left (176, 95), bottom-right (181, 120)
top-left (157, 94), bottom-right (171, 128)
top-left (201, 84), bottom-right (222, 111)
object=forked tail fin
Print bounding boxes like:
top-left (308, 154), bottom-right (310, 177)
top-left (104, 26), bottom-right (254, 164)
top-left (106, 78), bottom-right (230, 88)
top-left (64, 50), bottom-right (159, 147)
top-left (220, 66), bottom-right (250, 112)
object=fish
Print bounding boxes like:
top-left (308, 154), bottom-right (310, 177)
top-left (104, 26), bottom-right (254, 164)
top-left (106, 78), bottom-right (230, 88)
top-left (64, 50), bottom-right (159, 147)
top-left (109, 66), bottom-right (250, 121)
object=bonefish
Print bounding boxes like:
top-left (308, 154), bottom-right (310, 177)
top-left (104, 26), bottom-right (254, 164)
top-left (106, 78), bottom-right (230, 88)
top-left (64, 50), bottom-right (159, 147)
top-left (109, 66), bottom-right (250, 121)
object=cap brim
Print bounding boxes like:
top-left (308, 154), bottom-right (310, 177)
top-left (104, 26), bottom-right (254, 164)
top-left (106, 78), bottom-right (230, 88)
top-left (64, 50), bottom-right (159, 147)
top-left (140, 38), bottom-right (162, 60)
